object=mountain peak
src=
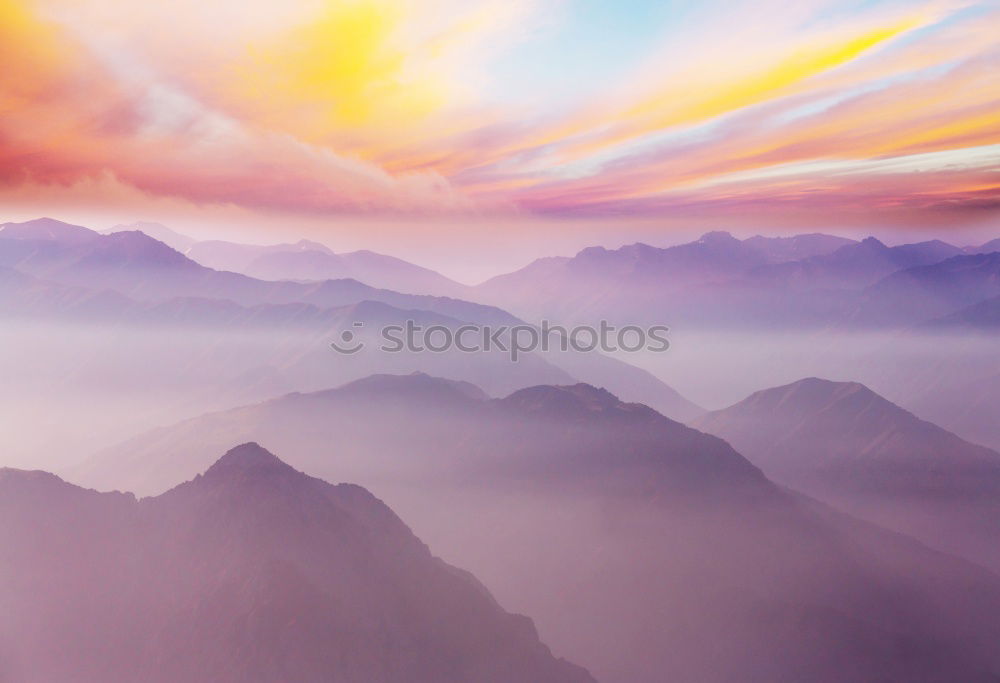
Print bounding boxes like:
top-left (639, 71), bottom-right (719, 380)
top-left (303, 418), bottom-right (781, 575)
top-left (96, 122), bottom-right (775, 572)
top-left (786, 376), bottom-right (867, 392)
top-left (0, 217), bottom-right (100, 245)
top-left (501, 383), bottom-right (660, 421)
top-left (697, 230), bottom-right (738, 244)
top-left (746, 376), bottom-right (876, 410)
top-left (106, 222), bottom-right (197, 252)
top-left (333, 371), bottom-right (489, 403)
top-left (202, 443), bottom-right (296, 481)
top-left (0, 467), bottom-right (69, 489)
top-left (859, 236), bottom-right (888, 249)
top-left (293, 238), bottom-right (334, 253)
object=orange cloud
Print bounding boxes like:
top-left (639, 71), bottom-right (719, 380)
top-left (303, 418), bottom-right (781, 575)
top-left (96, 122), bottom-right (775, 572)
top-left (0, 0), bottom-right (998, 224)
top-left (0, 0), bottom-right (481, 213)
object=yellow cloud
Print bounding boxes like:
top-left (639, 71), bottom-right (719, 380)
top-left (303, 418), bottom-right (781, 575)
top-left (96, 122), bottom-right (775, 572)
top-left (555, 14), bottom-right (927, 161)
top-left (0, 0), bottom-right (65, 104)
top-left (206, 0), bottom-right (535, 159)
top-left (634, 18), bottom-right (919, 122)
top-left (242, 0), bottom-right (444, 133)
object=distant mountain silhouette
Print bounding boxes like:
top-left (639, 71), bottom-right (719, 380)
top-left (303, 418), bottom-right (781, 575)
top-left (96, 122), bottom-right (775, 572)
top-left (78, 373), bottom-right (1000, 682)
top-left (701, 237), bottom-right (970, 327)
top-left (0, 218), bottom-right (512, 325)
top-left (853, 253), bottom-right (1000, 325)
top-left (78, 374), bottom-right (744, 498)
top-left (187, 238), bottom-right (337, 271)
top-left (0, 217), bottom-right (101, 245)
top-left (475, 231), bottom-right (854, 321)
top-left (0, 443), bottom-right (594, 683)
top-left (0, 220), bottom-right (701, 419)
top-left (0, 265), bottom-right (136, 319)
top-left (743, 232), bottom-right (858, 261)
top-left (0, 265), bottom-right (698, 419)
top-left (695, 377), bottom-right (1000, 569)
top-left (187, 237), bottom-right (467, 296)
top-left (474, 232), bottom-right (970, 328)
top-left (104, 222), bottom-right (197, 252)
top-left (909, 371), bottom-right (1000, 453)
top-left (744, 236), bottom-right (964, 290)
top-left (967, 237), bottom-right (1000, 254)
top-left (926, 294), bottom-right (1000, 330)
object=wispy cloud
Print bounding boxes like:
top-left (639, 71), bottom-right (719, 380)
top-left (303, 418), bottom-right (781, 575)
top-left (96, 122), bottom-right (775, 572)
top-left (1, 0), bottom-right (997, 222)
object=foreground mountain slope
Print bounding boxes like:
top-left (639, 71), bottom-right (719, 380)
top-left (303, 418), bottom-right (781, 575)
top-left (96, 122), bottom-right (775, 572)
top-left (694, 377), bottom-right (1000, 569)
top-left (78, 374), bottom-right (1000, 683)
top-left (0, 443), bottom-right (593, 683)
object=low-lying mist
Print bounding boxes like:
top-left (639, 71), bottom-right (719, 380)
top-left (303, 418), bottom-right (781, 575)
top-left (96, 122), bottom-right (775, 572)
top-left (620, 327), bottom-right (999, 447)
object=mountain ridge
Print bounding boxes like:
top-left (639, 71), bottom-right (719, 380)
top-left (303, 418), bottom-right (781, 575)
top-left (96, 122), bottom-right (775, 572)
top-left (0, 443), bottom-right (596, 683)
top-left (694, 376), bottom-right (1000, 570)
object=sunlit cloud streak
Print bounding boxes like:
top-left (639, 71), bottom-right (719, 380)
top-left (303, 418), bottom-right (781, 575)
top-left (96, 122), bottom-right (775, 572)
top-left (0, 0), bottom-right (997, 222)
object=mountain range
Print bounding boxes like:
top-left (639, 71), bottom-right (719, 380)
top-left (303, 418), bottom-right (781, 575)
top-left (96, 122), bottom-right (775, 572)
top-left (474, 230), bottom-right (999, 328)
top-left (102, 221), bottom-right (467, 296)
top-left (4, 216), bottom-right (999, 682)
top-left (187, 238), bottom-right (467, 297)
top-left (105, 221), bottom-right (199, 252)
top-left (694, 377), bottom-right (1000, 570)
top-left (8, 218), bottom-right (997, 331)
top-left (0, 218), bottom-right (701, 422)
top-left (75, 372), bottom-right (1000, 683)
top-left (927, 294), bottom-right (1000, 329)
top-left (0, 218), bottom-right (509, 325)
top-left (852, 251), bottom-right (1000, 325)
top-left (0, 443), bottom-right (593, 683)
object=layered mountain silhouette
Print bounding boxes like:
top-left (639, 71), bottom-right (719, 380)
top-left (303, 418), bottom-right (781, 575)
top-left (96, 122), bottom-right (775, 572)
top-left (475, 231), bottom-right (856, 322)
top-left (967, 237), bottom-right (1000, 254)
top-left (78, 373), bottom-right (1000, 683)
top-left (926, 293), bottom-right (1000, 330)
top-left (695, 377), bottom-right (1000, 569)
top-left (0, 218), bottom-right (511, 325)
top-left (0, 217), bottom-right (101, 245)
top-left (853, 252), bottom-right (1000, 325)
top-left (6, 219), bottom-right (994, 331)
top-left (77, 373), bottom-right (736, 498)
top-left (909, 371), bottom-right (1000, 452)
top-left (0, 443), bottom-right (594, 683)
top-left (104, 221), bottom-right (197, 252)
top-left (99, 223), bottom-right (466, 296)
top-left (0, 273), bottom-right (574, 403)
top-left (473, 230), bottom-right (996, 329)
top-left (743, 236), bottom-right (963, 289)
top-left (0, 276), bottom-right (698, 421)
top-left (0, 218), bottom-right (701, 421)
top-left (481, 230), bottom-right (855, 295)
top-left (186, 237), bottom-right (467, 296)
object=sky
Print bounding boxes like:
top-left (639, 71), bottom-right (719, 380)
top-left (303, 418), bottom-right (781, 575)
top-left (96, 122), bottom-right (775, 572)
top-left (1, 0), bottom-right (998, 278)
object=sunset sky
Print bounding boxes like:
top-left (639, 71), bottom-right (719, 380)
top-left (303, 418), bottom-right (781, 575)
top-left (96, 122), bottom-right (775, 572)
top-left (1, 0), bottom-right (998, 277)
